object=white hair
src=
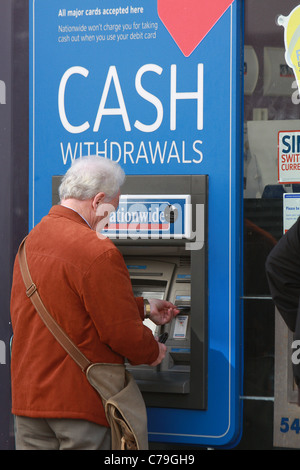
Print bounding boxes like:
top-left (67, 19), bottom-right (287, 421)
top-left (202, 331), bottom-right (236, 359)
top-left (58, 156), bottom-right (125, 201)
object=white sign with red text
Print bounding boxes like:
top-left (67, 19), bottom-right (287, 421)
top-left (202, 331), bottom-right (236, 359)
top-left (278, 130), bottom-right (300, 183)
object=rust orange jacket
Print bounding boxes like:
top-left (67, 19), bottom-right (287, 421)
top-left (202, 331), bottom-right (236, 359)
top-left (10, 205), bottom-right (159, 426)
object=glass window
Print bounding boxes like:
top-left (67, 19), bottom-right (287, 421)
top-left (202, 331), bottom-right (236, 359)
top-left (241, 0), bottom-right (300, 449)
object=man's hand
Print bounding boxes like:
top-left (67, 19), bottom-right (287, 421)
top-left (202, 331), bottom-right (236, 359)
top-left (150, 341), bottom-right (167, 366)
top-left (148, 299), bottom-right (180, 325)
top-left (147, 299), bottom-right (179, 367)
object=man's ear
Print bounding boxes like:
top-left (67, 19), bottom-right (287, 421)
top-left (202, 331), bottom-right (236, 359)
top-left (92, 192), bottom-right (106, 211)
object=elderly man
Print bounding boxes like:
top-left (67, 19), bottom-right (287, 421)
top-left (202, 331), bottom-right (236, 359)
top-left (10, 156), bottom-right (178, 450)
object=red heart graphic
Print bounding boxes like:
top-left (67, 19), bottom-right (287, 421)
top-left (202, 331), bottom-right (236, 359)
top-left (158, 0), bottom-right (234, 57)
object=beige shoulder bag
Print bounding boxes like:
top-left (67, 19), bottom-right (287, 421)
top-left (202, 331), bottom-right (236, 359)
top-left (17, 237), bottom-right (149, 451)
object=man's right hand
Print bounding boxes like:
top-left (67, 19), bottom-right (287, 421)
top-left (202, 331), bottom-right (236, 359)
top-left (150, 341), bottom-right (167, 366)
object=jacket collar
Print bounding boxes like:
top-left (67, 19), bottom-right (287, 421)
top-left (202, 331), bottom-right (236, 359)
top-left (49, 205), bottom-right (91, 228)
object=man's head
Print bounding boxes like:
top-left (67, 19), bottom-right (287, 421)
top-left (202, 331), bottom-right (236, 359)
top-left (59, 156), bottom-right (125, 202)
top-left (58, 156), bottom-right (125, 231)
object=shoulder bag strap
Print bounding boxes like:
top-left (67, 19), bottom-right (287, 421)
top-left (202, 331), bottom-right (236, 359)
top-left (17, 237), bottom-right (91, 372)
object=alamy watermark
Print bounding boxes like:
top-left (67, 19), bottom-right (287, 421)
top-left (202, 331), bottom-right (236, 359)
top-left (0, 80), bottom-right (6, 104)
top-left (291, 79), bottom-right (300, 105)
top-left (291, 340), bottom-right (300, 365)
top-left (0, 340), bottom-right (6, 364)
top-left (95, 201), bottom-right (205, 251)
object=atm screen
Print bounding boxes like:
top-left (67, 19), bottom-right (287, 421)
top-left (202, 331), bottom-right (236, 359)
top-left (131, 279), bottom-right (166, 301)
top-left (132, 288), bottom-right (165, 300)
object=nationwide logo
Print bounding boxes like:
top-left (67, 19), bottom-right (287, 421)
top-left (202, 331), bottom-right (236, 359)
top-left (101, 195), bottom-right (192, 239)
top-left (95, 195), bottom-right (205, 251)
top-left (0, 80), bottom-right (6, 104)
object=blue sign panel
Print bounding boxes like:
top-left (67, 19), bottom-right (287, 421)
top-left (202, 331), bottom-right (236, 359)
top-left (29, 0), bottom-right (243, 447)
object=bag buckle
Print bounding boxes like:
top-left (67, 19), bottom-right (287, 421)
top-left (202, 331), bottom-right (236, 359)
top-left (26, 283), bottom-right (37, 298)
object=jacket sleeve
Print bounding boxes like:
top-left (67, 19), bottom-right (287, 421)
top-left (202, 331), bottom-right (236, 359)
top-left (81, 247), bottom-right (159, 365)
top-left (135, 296), bottom-right (145, 320)
top-left (266, 218), bottom-right (300, 332)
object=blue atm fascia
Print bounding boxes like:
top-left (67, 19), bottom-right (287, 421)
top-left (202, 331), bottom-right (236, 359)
top-left (29, 0), bottom-right (244, 448)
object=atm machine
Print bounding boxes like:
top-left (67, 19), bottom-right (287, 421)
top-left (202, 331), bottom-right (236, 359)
top-left (53, 173), bottom-right (208, 411)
